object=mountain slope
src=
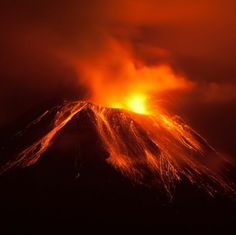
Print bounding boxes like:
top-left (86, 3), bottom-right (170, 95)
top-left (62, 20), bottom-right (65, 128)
top-left (0, 101), bottom-right (233, 196)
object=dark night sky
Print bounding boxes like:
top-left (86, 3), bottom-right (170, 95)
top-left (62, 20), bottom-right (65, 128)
top-left (1, 0), bottom-right (236, 157)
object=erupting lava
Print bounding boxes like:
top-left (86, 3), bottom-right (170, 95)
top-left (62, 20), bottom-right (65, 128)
top-left (127, 94), bottom-right (147, 114)
top-left (0, 40), bottom-right (234, 197)
top-left (112, 94), bottom-right (149, 115)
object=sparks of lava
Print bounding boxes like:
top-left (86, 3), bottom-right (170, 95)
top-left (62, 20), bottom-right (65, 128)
top-left (1, 100), bottom-right (234, 197)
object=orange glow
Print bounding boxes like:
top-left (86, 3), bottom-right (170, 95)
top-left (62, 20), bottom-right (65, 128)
top-left (73, 39), bottom-right (194, 114)
top-left (112, 94), bottom-right (149, 114)
top-left (126, 94), bottom-right (148, 114)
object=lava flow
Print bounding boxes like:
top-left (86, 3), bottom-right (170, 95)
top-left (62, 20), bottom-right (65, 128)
top-left (0, 98), bottom-right (234, 196)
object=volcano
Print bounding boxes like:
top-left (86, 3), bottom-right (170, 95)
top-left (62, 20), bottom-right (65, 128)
top-left (0, 101), bottom-right (233, 196)
top-left (0, 100), bottom-right (236, 230)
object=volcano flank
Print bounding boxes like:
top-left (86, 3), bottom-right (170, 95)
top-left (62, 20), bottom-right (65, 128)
top-left (0, 101), bottom-right (235, 230)
top-left (0, 101), bottom-right (234, 195)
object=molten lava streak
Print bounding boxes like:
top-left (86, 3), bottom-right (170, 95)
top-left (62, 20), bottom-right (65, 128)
top-left (0, 99), bottom-right (234, 196)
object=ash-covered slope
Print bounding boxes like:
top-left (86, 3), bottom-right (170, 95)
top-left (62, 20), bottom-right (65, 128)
top-left (0, 101), bottom-right (234, 196)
